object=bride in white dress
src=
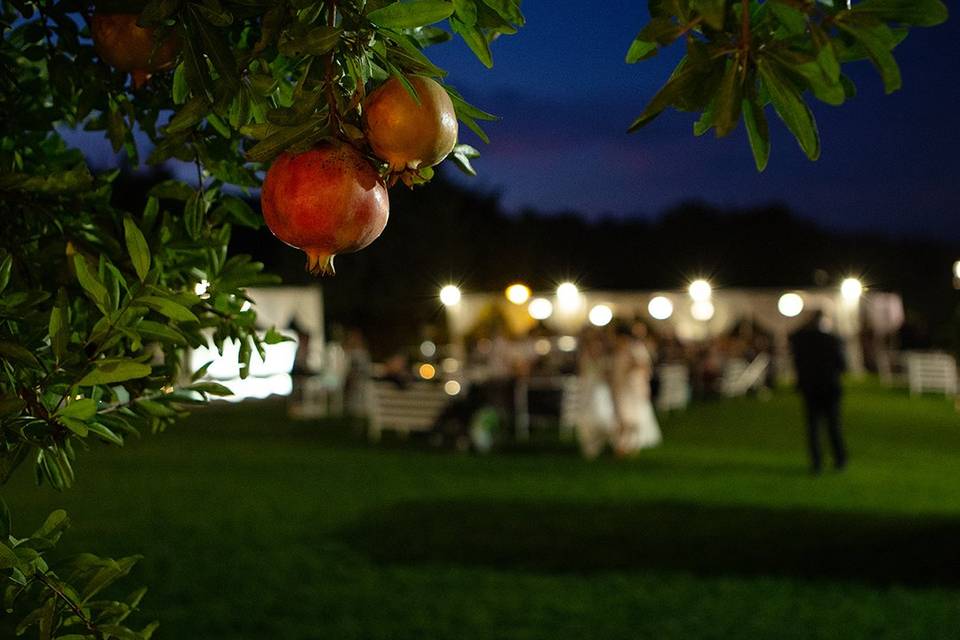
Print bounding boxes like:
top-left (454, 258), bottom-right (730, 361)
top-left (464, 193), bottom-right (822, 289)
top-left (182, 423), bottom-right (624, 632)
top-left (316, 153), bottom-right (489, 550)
top-left (575, 329), bottom-right (617, 459)
top-left (611, 324), bottom-right (662, 455)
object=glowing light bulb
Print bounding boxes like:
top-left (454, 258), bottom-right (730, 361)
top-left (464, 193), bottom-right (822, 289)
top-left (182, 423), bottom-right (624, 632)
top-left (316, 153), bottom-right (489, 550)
top-left (588, 304), bottom-right (613, 327)
top-left (841, 278), bottom-right (863, 302)
top-left (648, 296), bottom-right (674, 320)
top-left (691, 300), bottom-right (715, 321)
top-left (778, 293), bottom-right (804, 318)
top-left (444, 380), bottom-right (461, 396)
top-left (528, 297), bottom-right (553, 320)
top-left (688, 279), bottom-right (712, 302)
top-left (556, 282), bottom-right (580, 310)
top-left (505, 283), bottom-right (532, 305)
top-left (439, 285), bottom-right (461, 306)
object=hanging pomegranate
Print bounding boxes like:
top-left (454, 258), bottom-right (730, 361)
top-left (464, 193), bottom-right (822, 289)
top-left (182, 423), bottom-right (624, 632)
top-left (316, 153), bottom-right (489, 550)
top-left (260, 144), bottom-right (389, 276)
top-left (362, 75), bottom-right (458, 172)
top-left (90, 12), bottom-right (179, 88)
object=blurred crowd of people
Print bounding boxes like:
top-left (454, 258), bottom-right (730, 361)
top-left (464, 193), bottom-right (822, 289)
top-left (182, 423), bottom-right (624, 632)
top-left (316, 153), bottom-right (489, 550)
top-left (322, 317), bottom-right (782, 458)
top-left (313, 310), bottom-right (854, 471)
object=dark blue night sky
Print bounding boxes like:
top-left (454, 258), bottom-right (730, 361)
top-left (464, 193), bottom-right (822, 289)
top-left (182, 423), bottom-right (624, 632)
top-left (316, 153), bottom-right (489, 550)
top-left (426, 1), bottom-right (960, 240)
top-left (71, 2), bottom-right (959, 240)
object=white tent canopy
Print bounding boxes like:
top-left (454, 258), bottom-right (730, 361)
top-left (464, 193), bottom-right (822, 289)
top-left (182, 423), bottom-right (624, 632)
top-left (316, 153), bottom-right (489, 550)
top-left (444, 287), bottom-right (904, 375)
top-left (188, 285), bottom-right (325, 401)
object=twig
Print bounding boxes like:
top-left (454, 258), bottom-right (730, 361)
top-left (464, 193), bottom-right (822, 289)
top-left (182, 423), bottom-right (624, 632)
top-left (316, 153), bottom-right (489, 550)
top-left (324, 0), bottom-right (340, 127)
top-left (740, 0), bottom-right (751, 55)
top-left (34, 572), bottom-right (102, 638)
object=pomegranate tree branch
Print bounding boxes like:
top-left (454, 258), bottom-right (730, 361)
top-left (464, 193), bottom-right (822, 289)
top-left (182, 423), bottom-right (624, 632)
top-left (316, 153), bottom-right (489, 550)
top-left (34, 572), bottom-right (103, 638)
top-left (740, 0), bottom-right (751, 55)
top-left (324, 0), bottom-right (339, 125)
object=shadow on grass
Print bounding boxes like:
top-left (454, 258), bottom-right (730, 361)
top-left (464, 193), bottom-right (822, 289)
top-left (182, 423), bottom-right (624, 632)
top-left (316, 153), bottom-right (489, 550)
top-left (339, 500), bottom-right (960, 587)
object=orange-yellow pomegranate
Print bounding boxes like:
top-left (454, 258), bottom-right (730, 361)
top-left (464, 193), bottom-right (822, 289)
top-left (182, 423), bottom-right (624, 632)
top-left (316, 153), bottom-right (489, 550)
top-left (362, 75), bottom-right (458, 172)
top-left (261, 144), bottom-right (389, 276)
top-left (91, 13), bottom-right (178, 87)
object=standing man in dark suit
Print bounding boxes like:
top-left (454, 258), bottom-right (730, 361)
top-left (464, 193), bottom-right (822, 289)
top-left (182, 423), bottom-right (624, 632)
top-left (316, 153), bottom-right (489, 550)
top-left (789, 310), bottom-right (848, 473)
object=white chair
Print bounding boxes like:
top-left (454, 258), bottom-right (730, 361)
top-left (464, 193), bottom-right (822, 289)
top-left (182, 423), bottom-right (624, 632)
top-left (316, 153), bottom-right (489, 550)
top-left (905, 351), bottom-right (958, 397)
top-left (656, 364), bottom-right (691, 411)
top-left (367, 381), bottom-right (450, 442)
top-left (722, 353), bottom-right (771, 397)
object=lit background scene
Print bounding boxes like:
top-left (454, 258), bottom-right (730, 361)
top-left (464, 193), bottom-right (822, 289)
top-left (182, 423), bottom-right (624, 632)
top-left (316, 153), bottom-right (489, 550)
top-left (4, 2), bottom-right (960, 639)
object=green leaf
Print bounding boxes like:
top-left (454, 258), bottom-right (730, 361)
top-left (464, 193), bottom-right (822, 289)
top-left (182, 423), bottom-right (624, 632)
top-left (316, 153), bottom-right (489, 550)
top-left (77, 361), bottom-right (152, 387)
top-left (189, 5), bottom-right (240, 88)
top-left (713, 56), bottom-right (744, 137)
top-left (166, 96), bottom-right (210, 134)
top-left (244, 117), bottom-right (328, 163)
top-left (769, 1), bottom-right (808, 35)
top-left (60, 415), bottom-right (90, 436)
top-left (628, 55), bottom-right (713, 131)
top-left (181, 22), bottom-right (216, 101)
top-left (216, 196), bottom-right (261, 228)
top-left (74, 254), bottom-right (110, 314)
top-left (260, 327), bottom-right (289, 344)
top-left (136, 399), bottom-right (178, 417)
top-left (0, 341), bottom-right (41, 368)
top-left (49, 288), bottom-right (69, 364)
top-left (836, 22), bottom-right (902, 93)
top-left (139, 296), bottom-right (199, 323)
top-left (0, 499), bottom-right (10, 538)
top-left (135, 320), bottom-right (187, 344)
top-left (98, 625), bottom-right (145, 640)
top-left (184, 191), bottom-right (207, 240)
top-left (188, 381), bottom-right (234, 396)
top-left (32, 509), bottom-right (70, 542)
top-left (193, 0), bottom-right (233, 26)
top-left (691, 0), bottom-right (726, 29)
top-left (0, 541), bottom-right (18, 569)
top-left (811, 25), bottom-right (841, 83)
top-left (80, 555), bottom-right (142, 603)
top-left (742, 91), bottom-right (770, 172)
top-left (452, 0), bottom-right (477, 25)
top-left (57, 398), bottom-right (97, 420)
top-left (172, 62), bottom-right (189, 105)
top-left (625, 35), bottom-right (658, 63)
top-left (279, 26), bottom-right (343, 56)
top-left (450, 143), bottom-right (480, 176)
top-left (0, 254), bottom-right (12, 294)
top-left (847, 0), bottom-right (948, 27)
top-left (123, 216), bottom-right (151, 282)
top-left (191, 360), bottom-right (214, 381)
top-left (139, 0), bottom-right (181, 27)
top-left (449, 15), bottom-right (493, 68)
top-left (480, 0), bottom-right (524, 25)
top-left (757, 56), bottom-right (820, 160)
top-left (368, 0), bottom-right (456, 29)
top-left (149, 180), bottom-right (196, 201)
top-left (0, 164), bottom-right (93, 193)
top-left (88, 422), bottom-right (125, 446)
top-left (0, 396), bottom-right (26, 417)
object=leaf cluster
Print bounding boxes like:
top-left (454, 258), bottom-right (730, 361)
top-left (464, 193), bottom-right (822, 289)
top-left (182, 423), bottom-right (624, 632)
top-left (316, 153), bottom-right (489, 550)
top-left (626, 0), bottom-right (948, 169)
top-left (1, 1), bottom-right (521, 635)
top-left (0, 500), bottom-right (155, 640)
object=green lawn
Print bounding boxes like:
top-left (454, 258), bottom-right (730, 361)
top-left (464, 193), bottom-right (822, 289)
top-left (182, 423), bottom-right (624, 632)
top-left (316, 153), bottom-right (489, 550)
top-left (3, 381), bottom-right (960, 639)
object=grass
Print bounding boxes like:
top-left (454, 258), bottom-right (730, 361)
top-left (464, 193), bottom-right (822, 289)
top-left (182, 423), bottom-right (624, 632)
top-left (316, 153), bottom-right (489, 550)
top-left (2, 381), bottom-right (960, 639)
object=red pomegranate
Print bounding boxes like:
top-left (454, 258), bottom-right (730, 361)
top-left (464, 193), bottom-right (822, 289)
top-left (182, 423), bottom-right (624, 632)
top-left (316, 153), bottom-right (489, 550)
top-left (91, 13), bottom-right (179, 88)
top-left (260, 144), bottom-right (389, 276)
